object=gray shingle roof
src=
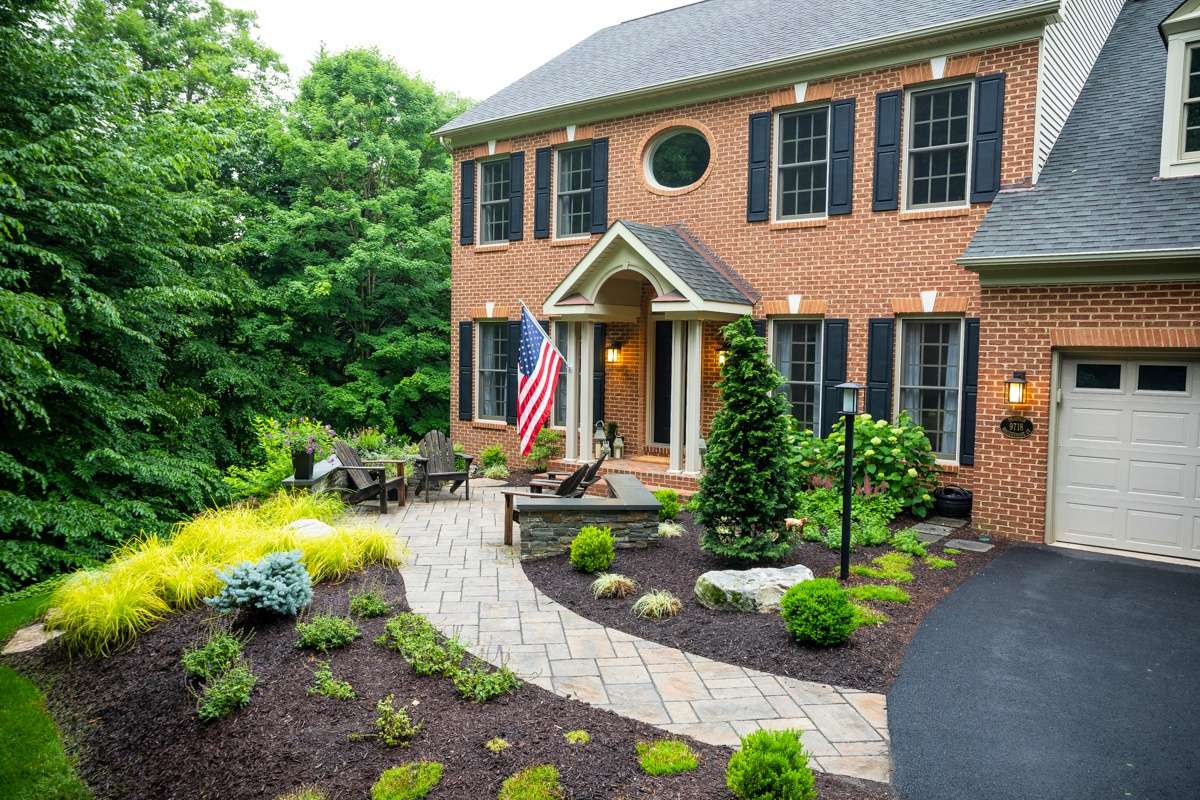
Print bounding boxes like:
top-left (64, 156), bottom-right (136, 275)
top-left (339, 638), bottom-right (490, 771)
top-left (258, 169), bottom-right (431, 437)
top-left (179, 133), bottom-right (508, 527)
top-left (438, 0), bottom-right (1053, 136)
top-left (964, 0), bottom-right (1200, 262)
top-left (619, 220), bottom-right (755, 305)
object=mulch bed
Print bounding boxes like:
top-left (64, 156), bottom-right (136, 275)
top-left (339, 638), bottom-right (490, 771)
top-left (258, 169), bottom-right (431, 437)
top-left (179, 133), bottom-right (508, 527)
top-left (524, 512), bottom-right (1003, 693)
top-left (8, 566), bottom-right (892, 800)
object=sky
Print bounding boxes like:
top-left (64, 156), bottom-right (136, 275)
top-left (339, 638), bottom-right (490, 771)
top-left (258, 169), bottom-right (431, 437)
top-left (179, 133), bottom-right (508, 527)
top-left (233, 0), bottom-right (688, 101)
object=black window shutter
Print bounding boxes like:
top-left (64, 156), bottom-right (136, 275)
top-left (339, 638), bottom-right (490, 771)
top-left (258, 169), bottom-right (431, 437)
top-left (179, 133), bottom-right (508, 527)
top-left (872, 90), bottom-right (902, 211)
top-left (970, 74), bottom-right (1005, 203)
top-left (459, 160), bottom-right (475, 245)
top-left (508, 151), bottom-right (524, 241)
top-left (592, 322), bottom-right (606, 423)
top-left (820, 318), bottom-right (849, 437)
top-left (751, 319), bottom-right (767, 339)
top-left (534, 147), bottom-right (551, 239)
top-left (960, 318), bottom-right (980, 465)
top-left (505, 319), bottom-right (521, 425)
top-left (746, 112), bottom-right (771, 222)
top-left (827, 98), bottom-right (855, 216)
top-left (865, 319), bottom-right (895, 421)
top-left (457, 321), bottom-right (473, 421)
top-left (590, 138), bottom-right (609, 234)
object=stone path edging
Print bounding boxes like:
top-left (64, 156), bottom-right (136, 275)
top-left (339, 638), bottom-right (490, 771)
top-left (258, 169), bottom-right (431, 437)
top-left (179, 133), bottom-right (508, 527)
top-left (376, 482), bottom-right (890, 783)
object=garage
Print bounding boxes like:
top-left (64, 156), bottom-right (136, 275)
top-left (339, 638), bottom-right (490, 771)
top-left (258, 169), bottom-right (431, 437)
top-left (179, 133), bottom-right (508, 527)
top-left (1053, 356), bottom-right (1200, 560)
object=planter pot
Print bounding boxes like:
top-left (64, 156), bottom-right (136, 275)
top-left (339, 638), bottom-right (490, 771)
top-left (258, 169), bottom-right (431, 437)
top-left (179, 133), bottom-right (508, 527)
top-left (933, 485), bottom-right (973, 518)
top-left (292, 451), bottom-right (315, 481)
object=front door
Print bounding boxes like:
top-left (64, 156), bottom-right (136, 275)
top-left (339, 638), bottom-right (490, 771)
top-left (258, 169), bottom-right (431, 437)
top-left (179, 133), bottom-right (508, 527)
top-left (652, 320), bottom-right (673, 444)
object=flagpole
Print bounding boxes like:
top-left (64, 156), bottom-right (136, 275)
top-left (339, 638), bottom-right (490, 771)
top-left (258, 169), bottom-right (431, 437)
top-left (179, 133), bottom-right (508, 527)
top-left (519, 299), bottom-right (568, 364)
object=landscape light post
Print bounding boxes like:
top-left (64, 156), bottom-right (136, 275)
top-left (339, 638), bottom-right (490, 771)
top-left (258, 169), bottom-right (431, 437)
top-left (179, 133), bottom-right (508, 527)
top-left (836, 382), bottom-right (863, 580)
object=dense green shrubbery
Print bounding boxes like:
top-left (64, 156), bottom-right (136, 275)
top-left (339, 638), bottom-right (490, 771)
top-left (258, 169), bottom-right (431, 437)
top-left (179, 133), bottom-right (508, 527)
top-left (451, 660), bottom-right (520, 702)
top-left (569, 526), bottom-right (615, 573)
top-left (653, 489), bottom-right (681, 522)
top-left (480, 444), bottom-right (507, 470)
top-left (308, 660), bottom-right (356, 700)
top-left (371, 762), bottom-right (443, 800)
top-left (726, 729), bottom-right (816, 800)
top-left (793, 489), bottom-right (901, 550)
top-left (779, 579), bottom-right (857, 646)
top-left (697, 317), bottom-right (800, 561)
top-left (526, 429), bottom-right (563, 472)
top-left (196, 661), bottom-right (257, 722)
top-left (350, 589), bottom-right (391, 618)
top-left (182, 631), bottom-right (246, 680)
top-left (295, 615), bottom-right (360, 652)
top-left (206, 551), bottom-right (313, 617)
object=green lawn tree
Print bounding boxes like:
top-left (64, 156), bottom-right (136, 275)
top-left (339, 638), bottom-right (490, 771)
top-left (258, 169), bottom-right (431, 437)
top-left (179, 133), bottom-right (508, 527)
top-left (696, 316), bottom-right (799, 561)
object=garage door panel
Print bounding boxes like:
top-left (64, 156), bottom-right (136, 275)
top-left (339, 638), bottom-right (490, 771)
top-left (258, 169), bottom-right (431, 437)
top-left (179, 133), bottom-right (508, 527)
top-left (1129, 411), bottom-right (1190, 448)
top-left (1063, 454), bottom-right (1122, 491)
top-left (1064, 406), bottom-right (1123, 444)
top-left (1057, 500), bottom-right (1120, 542)
top-left (1128, 460), bottom-right (1186, 498)
top-left (1125, 509), bottom-right (1186, 550)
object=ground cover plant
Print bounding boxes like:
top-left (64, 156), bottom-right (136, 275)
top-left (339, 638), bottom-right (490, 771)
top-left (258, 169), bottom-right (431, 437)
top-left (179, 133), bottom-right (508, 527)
top-left (569, 526), bottom-right (615, 573)
top-left (484, 737), bottom-right (510, 753)
top-left (924, 555), bottom-right (956, 570)
top-left (308, 661), bottom-right (356, 700)
top-left (850, 552), bottom-right (915, 583)
top-left (637, 739), bottom-right (699, 775)
top-left (371, 761), bottom-right (444, 800)
top-left (196, 661), bottom-right (257, 722)
top-left (274, 787), bottom-right (325, 800)
top-left (726, 729), bottom-right (816, 800)
top-left (451, 660), bottom-right (520, 703)
top-left (181, 630), bottom-right (247, 680)
top-left (295, 615), bottom-right (360, 652)
top-left (563, 729), bottom-right (590, 745)
top-left (498, 765), bottom-right (563, 800)
top-left (847, 585), bottom-right (911, 604)
top-left (350, 588), bottom-right (391, 618)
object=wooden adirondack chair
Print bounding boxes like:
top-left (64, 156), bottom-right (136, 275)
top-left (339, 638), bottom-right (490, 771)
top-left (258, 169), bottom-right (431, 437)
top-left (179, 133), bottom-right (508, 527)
top-left (529, 453), bottom-right (606, 495)
top-left (413, 430), bottom-right (474, 502)
top-left (330, 441), bottom-right (407, 513)
top-left (501, 462), bottom-right (590, 546)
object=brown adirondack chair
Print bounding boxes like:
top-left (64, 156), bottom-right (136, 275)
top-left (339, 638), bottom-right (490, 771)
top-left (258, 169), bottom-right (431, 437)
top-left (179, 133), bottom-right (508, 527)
top-left (502, 462), bottom-right (590, 546)
top-left (330, 441), bottom-right (407, 513)
top-left (412, 430), bottom-right (474, 502)
top-left (529, 453), bottom-right (606, 495)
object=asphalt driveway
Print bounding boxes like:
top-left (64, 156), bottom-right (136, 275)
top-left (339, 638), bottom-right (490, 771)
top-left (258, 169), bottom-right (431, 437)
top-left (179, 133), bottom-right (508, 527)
top-left (889, 545), bottom-right (1200, 800)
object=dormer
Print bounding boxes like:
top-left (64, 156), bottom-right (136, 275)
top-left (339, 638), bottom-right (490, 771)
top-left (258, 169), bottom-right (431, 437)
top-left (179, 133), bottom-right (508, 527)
top-left (1160, 0), bottom-right (1200, 178)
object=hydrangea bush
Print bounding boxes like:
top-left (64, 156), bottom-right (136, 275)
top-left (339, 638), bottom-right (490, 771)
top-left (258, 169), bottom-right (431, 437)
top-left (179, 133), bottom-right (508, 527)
top-left (205, 550), bottom-right (313, 616)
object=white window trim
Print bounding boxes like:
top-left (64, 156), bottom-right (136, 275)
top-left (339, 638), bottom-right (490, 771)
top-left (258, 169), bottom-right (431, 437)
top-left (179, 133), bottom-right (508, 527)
top-left (552, 144), bottom-right (592, 241)
top-left (893, 316), bottom-right (965, 465)
top-left (767, 317), bottom-right (825, 433)
top-left (549, 320), bottom-right (569, 429)
top-left (770, 103), bottom-right (831, 222)
top-left (475, 320), bottom-right (508, 423)
top-left (1160, 30), bottom-right (1200, 179)
top-left (900, 81), bottom-right (975, 213)
top-left (476, 156), bottom-right (510, 245)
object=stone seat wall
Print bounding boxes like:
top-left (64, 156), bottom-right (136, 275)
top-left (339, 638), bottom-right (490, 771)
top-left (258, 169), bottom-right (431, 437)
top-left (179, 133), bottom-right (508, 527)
top-left (515, 474), bottom-right (661, 559)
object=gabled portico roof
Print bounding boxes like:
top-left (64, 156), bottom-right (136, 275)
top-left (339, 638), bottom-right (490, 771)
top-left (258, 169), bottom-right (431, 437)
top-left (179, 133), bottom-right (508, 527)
top-left (542, 221), bottom-right (756, 320)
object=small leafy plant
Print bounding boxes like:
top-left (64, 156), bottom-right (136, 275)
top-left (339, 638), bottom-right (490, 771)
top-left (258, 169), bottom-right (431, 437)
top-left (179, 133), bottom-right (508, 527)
top-left (308, 660), bottom-right (355, 700)
top-left (591, 572), bottom-right (637, 599)
top-left (376, 613), bottom-right (465, 677)
top-left (847, 584), bottom-right (910, 604)
top-left (564, 729), bottom-right (590, 745)
top-left (632, 590), bottom-right (683, 619)
top-left (793, 489), bottom-right (899, 551)
top-left (890, 528), bottom-right (928, 558)
top-left (484, 737), bottom-right (511, 753)
top-left (852, 604), bottom-right (888, 627)
top-left (653, 489), bottom-right (680, 521)
top-left (726, 729), bottom-right (816, 800)
top-left (569, 526), bottom-right (615, 573)
top-left (850, 551), bottom-right (915, 583)
top-left (483, 464), bottom-right (511, 480)
top-left (498, 765), bottom-right (563, 800)
top-left (370, 761), bottom-right (443, 800)
top-left (196, 661), bottom-right (257, 722)
top-left (350, 588), bottom-right (391, 618)
top-left (480, 444), bottom-right (507, 470)
top-left (296, 614), bottom-right (360, 652)
top-left (657, 521), bottom-right (685, 539)
top-left (779, 578), bottom-right (857, 646)
top-left (943, 547), bottom-right (962, 555)
top-left (371, 694), bottom-right (421, 747)
top-left (636, 739), bottom-right (699, 775)
top-left (452, 659), bottom-right (520, 702)
top-left (526, 428), bottom-right (562, 472)
top-left (181, 630), bottom-right (246, 680)
top-left (924, 555), bottom-right (956, 570)
top-left (206, 550), bottom-right (313, 617)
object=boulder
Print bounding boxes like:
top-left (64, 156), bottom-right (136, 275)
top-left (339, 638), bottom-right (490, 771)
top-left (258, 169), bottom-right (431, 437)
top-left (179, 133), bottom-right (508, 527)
top-left (694, 565), bottom-right (815, 613)
top-left (287, 518), bottom-right (335, 538)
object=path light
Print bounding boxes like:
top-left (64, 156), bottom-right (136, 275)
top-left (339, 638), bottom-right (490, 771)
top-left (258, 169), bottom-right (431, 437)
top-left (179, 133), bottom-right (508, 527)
top-left (1005, 371), bottom-right (1027, 405)
top-left (835, 382), bottom-right (863, 581)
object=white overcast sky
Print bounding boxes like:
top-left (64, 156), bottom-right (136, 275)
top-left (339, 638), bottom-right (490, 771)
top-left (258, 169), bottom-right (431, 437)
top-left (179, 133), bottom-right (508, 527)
top-left (234, 0), bottom-right (687, 101)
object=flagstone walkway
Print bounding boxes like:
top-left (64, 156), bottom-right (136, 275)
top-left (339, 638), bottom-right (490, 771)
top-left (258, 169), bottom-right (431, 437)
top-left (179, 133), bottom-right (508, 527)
top-left (373, 481), bottom-right (891, 783)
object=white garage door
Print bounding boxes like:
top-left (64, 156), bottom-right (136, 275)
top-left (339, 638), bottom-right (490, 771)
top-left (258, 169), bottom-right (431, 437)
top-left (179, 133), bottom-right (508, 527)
top-left (1054, 357), bottom-right (1200, 560)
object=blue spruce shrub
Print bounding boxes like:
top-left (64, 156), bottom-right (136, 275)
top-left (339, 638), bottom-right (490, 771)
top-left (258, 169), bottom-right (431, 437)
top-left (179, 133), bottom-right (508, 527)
top-left (205, 550), bottom-right (313, 616)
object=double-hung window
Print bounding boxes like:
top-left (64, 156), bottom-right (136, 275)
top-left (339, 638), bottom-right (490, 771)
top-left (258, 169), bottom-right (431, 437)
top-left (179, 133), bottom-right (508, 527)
top-left (479, 159), bottom-right (510, 244)
top-left (898, 319), bottom-right (963, 460)
top-left (1185, 44), bottom-right (1200, 156)
top-left (476, 322), bottom-right (508, 421)
top-left (556, 146), bottom-right (592, 237)
top-left (551, 323), bottom-right (569, 426)
top-left (772, 320), bottom-right (822, 433)
top-left (906, 84), bottom-right (971, 208)
top-left (775, 106), bottom-right (829, 219)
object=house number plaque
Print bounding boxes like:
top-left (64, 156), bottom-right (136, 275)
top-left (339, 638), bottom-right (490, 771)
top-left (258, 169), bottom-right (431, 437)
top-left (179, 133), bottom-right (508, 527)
top-left (999, 416), bottom-right (1034, 439)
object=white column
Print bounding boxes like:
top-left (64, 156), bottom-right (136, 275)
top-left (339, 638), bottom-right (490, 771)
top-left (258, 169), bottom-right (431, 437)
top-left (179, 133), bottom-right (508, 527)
top-left (668, 320), bottom-right (686, 473)
top-left (684, 320), bottom-right (703, 474)
top-left (577, 322), bottom-right (594, 461)
top-left (564, 322), bottom-right (579, 462)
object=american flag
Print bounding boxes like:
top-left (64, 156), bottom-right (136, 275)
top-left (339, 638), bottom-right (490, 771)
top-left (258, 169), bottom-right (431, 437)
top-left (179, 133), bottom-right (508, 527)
top-left (516, 305), bottom-right (564, 455)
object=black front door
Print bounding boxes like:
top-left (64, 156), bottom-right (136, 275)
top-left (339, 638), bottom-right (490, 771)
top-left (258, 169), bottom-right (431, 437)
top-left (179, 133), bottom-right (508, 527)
top-left (652, 320), bottom-right (673, 444)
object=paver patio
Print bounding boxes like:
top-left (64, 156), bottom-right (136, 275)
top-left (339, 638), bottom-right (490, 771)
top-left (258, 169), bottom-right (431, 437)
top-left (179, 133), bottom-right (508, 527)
top-left (372, 480), bottom-right (891, 783)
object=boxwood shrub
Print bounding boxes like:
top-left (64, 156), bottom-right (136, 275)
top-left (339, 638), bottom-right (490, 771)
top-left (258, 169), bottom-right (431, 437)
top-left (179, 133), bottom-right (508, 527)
top-left (569, 526), bottom-right (615, 573)
top-left (779, 578), bottom-right (857, 646)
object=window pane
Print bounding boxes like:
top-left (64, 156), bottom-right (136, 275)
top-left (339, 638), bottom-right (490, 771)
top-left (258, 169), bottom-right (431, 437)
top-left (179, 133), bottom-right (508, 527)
top-left (1190, 46), bottom-right (1200, 99)
top-left (477, 323), bottom-right (508, 419)
top-left (777, 108), bottom-right (828, 218)
top-left (650, 130), bottom-right (710, 188)
top-left (555, 147), bottom-right (591, 236)
top-left (1075, 363), bottom-right (1121, 390)
top-left (1137, 364), bottom-right (1186, 393)
top-left (1186, 102), bottom-right (1200, 153)
top-left (772, 321), bottom-right (821, 432)
top-left (899, 320), bottom-right (961, 459)
top-left (552, 324), bottom-right (568, 425)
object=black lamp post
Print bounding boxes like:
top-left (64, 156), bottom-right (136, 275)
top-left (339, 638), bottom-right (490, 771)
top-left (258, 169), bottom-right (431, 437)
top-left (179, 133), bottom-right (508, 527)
top-left (835, 382), bottom-right (863, 580)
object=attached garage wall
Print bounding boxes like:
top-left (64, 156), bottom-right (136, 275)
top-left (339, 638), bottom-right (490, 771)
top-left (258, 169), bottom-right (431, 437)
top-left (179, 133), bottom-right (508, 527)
top-left (972, 281), bottom-right (1200, 543)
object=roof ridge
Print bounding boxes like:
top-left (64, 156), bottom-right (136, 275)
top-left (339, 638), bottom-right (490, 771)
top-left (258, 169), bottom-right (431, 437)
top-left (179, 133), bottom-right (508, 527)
top-left (666, 223), bottom-right (759, 304)
top-left (619, 0), bottom-right (715, 26)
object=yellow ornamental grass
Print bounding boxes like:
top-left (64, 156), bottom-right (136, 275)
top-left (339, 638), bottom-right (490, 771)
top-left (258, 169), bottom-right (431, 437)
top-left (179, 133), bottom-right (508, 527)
top-left (45, 569), bottom-right (170, 656)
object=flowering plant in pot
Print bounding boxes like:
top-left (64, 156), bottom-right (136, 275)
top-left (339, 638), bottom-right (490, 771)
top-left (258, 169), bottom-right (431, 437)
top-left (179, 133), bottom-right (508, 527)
top-left (277, 418), bottom-right (336, 480)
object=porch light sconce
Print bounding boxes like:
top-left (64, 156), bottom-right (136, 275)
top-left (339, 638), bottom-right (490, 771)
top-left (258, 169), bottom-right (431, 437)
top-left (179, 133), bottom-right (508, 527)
top-left (606, 342), bottom-right (622, 364)
top-left (717, 349), bottom-right (729, 366)
top-left (1005, 371), bottom-right (1028, 405)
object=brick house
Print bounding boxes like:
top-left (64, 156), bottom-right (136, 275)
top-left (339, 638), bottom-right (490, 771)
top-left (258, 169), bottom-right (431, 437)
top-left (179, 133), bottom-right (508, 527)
top-left (435, 0), bottom-right (1199, 559)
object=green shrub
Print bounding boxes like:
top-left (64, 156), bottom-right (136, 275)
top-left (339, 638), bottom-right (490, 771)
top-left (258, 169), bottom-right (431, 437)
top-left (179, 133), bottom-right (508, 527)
top-left (924, 555), bottom-right (956, 570)
top-left (779, 579), bottom-right (857, 646)
top-left (376, 613), bottom-right (465, 677)
top-left (564, 729), bottom-right (590, 745)
top-left (371, 761), bottom-right (443, 800)
top-left (697, 317), bottom-right (799, 561)
top-left (484, 737), bottom-right (511, 753)
top-left (182, 630), bottom-right (246, 680)
top-left (224, 416), bottom-right (298, 501)
top-left (452, 660), bottom-right (520, 702)
top-left (498, 765), bottom-right (563, 800)
top-left (726, 729), bottom-right (816, 800)
top-left (345, 426), bottom-right (388, 453)
top-left (483, 464), bottom-right (510, 480)
top-left (206, 550), bottom-right (314, 617)
top-left (349, 588), bottom-right (390, 618)
top-left (890, 529), bottom-right (928, 558)
top-left (372, 694), bottom-right (421, 746)
top-left (943, 547), bottom-right (962, 555)
top-left (308, 660), bottom-right (355, 700)
top-left (631, 590), bottom-right (682, 619)
top-left (849, 551), bottom-right (914, 583)
top-left (657, 521), bottom-right (685, 538)
top-left (653, 489), bottom-right (681, 521)
top-left (196, 661), bottom-right (256, 722)
top-left (480, 444), bottom-right (507, 470)
top-left (296, 615), bottom-right (360, 652)
top-left (847, 584), bottom-right (910, 604)
top-left (636, 739), bottom-right (699, 775)
top-left (793, 489), bottom-right (900, 551)
top-left (591, 573), bottom-right (637, 599)
top-left (526, 429), bottom-right (563, 472)
top-left (569, 526), bottom-right (615, 573)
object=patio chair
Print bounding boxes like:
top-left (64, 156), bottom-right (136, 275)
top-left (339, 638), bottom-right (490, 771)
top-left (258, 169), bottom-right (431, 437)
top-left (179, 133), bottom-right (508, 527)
top-left (502, 462), bottom-right (590, 545)
top-left (529, 452), bottom-right (606, 495)
top-left (330, 441), bottom-right (408, 513)
top-left (412, 430), bottom-right (474, 502)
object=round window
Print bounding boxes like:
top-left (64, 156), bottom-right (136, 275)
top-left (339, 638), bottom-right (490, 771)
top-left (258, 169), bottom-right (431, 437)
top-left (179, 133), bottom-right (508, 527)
top-left (646, 128), bottom-right (711, 189)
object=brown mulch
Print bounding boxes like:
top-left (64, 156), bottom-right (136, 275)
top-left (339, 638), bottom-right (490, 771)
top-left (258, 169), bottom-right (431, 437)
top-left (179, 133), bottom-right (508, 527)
top-left (502, 468), bottom-right (533, 487)
top-left (9, 566), bottom-right (893, 800)
top-left (523, 512), bottom-right (1003, 694)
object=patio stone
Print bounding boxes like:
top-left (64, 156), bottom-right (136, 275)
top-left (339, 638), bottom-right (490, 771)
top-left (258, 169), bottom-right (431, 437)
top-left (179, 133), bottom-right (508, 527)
top-left (804, 704), bottom-right (881, 742)
top-left (925, 516), bottom-right (968, 528)
top-left (943, 538), bottom-right (994, 553)
top-left (691, 696), bottom-right (777, 723)
top-left (816, 755), bottom-right (892, 783)
top-left (553, 676), bottom-right (608, 704)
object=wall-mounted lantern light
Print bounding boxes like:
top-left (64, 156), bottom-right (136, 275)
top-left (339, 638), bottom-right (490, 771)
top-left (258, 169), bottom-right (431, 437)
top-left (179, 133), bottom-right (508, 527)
top-left (605, 342), bottom-right (622, 364)
top-left (717, 349), bottom-right (729, 366)
top-left (1005, 371), bottom-right (1027, 405)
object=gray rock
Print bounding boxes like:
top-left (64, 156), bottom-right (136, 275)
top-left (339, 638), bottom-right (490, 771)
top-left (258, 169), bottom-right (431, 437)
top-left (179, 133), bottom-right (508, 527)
top-left (3, 623), bottom-right (62, 655)
top-left (694, 565), bottom-right (815, 613)
top-left (287, 518), bottom-right (335, 538)
top-left (944, 538), bottom-right (993, 553)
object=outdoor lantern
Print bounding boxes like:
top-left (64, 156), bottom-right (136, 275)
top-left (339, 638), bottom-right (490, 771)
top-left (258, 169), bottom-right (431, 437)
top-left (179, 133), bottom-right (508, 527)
top-left (834, 382), bottom-right (863, 581)
top-left (593, 420), bottom-right (607, 459)
top-left (606, 342), bottom-right (622, 364)
top-left (717, 349), bottom-right (729, 366)
top-left (837, 382), bottom-right (863, 415)
top-left (1005, 371), bottom-right (1028, 405)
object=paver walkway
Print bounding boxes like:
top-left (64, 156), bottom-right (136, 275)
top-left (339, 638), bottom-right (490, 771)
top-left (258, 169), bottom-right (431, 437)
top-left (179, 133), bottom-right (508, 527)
top-left (374, 481), bottom-right (890, 783)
